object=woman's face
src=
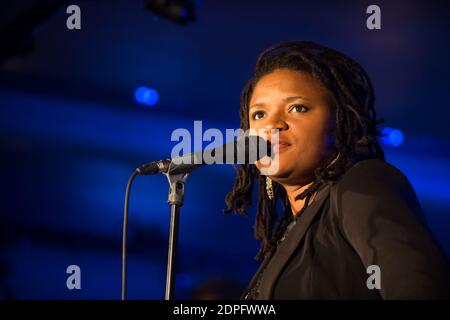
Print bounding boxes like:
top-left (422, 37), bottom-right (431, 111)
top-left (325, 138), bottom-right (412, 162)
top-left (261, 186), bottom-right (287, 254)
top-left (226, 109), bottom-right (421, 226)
top-left (248, 68), bottom-right (336, 186)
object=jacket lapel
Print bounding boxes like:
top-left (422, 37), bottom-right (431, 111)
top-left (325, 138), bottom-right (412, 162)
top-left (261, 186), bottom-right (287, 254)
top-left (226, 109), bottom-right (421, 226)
top-left (240, 249), bottom-right (274, 299)
top-left (257, 184), bottom-right (331, 299)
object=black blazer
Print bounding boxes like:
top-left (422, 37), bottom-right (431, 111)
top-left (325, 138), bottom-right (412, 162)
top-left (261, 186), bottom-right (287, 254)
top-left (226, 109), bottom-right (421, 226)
top-left (242, 159), bottom-right (450, 299)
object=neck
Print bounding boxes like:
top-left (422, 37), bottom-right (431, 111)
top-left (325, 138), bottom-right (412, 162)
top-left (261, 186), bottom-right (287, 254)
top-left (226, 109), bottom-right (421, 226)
top-left (282, 181), bottom-right (316, 216)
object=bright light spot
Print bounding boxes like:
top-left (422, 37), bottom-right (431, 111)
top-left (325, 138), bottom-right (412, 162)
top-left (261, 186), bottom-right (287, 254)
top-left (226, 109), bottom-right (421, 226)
top-left (134, 86), bottom-right (159, 106)
top-left (381, 127), bottom-right (404, 147)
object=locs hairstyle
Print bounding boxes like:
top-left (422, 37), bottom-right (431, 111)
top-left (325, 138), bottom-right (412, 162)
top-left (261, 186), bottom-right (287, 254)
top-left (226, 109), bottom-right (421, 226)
top-left (224, 41), bottom-right (385, 261)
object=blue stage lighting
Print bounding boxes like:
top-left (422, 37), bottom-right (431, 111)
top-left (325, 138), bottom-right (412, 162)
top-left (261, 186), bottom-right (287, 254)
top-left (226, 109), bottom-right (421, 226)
top-left (389, 129), bottom-right (404, 147)
top-left (381, 127), bottom-right (404, 147)
top-left (134, 86), bottom-right (159, 106)
top-left (177, 273), bottom-right (193, 289)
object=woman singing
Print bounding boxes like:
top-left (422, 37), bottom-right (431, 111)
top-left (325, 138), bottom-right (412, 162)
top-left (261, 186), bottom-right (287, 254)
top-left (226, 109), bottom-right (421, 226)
top-left (224, 41), bottom-right (450, 299)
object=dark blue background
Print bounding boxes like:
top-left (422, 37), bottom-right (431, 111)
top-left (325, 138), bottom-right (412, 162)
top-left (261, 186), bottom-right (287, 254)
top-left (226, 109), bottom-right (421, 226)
top-left (1, 0), bottom-right (449, 299)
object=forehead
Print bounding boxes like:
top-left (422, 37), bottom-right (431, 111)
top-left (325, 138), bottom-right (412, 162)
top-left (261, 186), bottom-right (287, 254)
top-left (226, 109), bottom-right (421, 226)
top-left (250, 69), bottom-right (329, 103)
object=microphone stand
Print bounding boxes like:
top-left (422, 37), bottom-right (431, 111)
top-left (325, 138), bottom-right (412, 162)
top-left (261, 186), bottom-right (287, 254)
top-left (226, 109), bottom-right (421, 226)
top-left (121, 135), bottom-right (269, 300)
top-left (162, 168), bottom-right (189, 300)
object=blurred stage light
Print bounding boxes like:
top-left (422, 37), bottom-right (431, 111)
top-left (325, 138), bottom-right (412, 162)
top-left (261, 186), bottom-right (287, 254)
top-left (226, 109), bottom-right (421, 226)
top-left (176, 272), bottom-right (193, 289)
top-left (144, 0), bottom-right (196, 25)
top-left (134, 86), bottom-right (159, 106)
top-left (381, 127), bottom-right (404, 147)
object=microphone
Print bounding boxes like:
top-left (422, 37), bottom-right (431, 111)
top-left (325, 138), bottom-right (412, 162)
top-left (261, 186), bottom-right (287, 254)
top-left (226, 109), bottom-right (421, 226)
top-left (136, 134), bottom-right (271, 175)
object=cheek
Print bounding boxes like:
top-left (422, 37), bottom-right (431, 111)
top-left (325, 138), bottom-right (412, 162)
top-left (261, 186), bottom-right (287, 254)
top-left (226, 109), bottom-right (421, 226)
top-left (293, 119), bottom-right (334, 159)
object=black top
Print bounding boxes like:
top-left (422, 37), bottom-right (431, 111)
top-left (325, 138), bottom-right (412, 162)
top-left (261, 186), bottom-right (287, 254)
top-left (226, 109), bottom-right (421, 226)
top-left (242, 159), bottom-right (450, 299)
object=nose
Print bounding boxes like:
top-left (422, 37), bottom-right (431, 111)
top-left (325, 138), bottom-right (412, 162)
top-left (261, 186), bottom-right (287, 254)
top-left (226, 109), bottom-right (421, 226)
top-left (264, 115), bottom-right (288, 136)
top-left (263, 125), bottom-right (286, 147)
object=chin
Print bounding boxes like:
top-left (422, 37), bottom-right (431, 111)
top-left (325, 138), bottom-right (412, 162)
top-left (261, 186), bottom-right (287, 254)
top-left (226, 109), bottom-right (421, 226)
top-left (266, 166), bottom-right (295, 180)
top-left (270, 162), bottom-right (313, 182)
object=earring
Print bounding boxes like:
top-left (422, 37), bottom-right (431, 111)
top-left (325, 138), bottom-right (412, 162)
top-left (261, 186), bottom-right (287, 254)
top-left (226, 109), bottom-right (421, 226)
top-left (266, 176), bottom-right (274, 200)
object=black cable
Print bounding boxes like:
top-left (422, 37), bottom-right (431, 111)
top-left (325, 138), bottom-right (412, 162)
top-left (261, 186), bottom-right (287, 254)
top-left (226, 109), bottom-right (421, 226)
top-left (122, 169), bottom-right (139, 300)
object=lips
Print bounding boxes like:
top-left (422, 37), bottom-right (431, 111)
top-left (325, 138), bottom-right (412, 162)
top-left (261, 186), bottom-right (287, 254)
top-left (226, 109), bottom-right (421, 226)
top-left (269, 137), bottom-right (292, 153)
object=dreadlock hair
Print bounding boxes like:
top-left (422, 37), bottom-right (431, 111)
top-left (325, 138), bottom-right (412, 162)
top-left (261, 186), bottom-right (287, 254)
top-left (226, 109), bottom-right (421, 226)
top-left (223, 41), bottom-right (385, 261)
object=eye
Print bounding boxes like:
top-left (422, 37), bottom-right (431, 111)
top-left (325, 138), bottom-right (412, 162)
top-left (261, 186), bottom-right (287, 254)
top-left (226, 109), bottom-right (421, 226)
top-left (289, 104), bottom-right (309, 113)
top-left (251, 111), bottom-right (266, 120)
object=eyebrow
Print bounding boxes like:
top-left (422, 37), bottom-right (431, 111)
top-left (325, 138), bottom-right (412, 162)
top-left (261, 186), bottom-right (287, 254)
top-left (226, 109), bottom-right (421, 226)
top-left (249, 95), bottom-right (309, 110)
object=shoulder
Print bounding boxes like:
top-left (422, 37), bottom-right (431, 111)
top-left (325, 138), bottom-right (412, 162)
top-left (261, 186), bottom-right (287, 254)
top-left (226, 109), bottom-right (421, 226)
top-left (328, 160), bottom-right (450, 299)
top-left (338, 158), bottom-right (408, 185)
top-left (330, 158), bottom-right (426, 226)
top-left (334, 158), bottom-right (417, 200)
